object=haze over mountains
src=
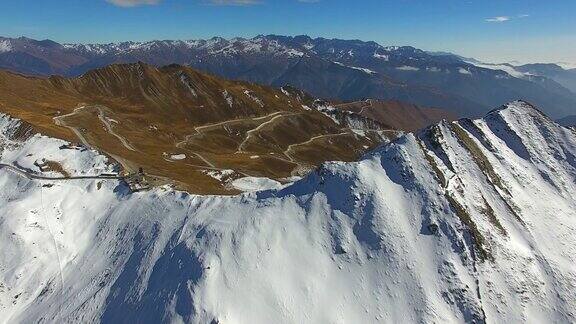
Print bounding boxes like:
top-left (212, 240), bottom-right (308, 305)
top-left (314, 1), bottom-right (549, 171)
top-left (515, 63), bottom-right (576, 94)
top-left (1, 35), bottom-right (576, 119)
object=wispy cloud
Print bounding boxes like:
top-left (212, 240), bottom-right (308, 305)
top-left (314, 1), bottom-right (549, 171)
top-left (107, 0), bottom-right (316, 7)
top-left (485, 14), bottom-right (530, 23)
top-left (106, 0), bottom-right (160, 7)
top-left (205, 0), bottom-right (261, 5)
top-left (485, 16), bottom-right (511, 23)
top-left (206, 0), bottom-right (318, 4)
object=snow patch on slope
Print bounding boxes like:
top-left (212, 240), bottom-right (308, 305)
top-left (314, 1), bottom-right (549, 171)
top-left (0, 113), bottom-right (116, 177)
top-left (0, 40), bottom-right (13, 53)
top-left (243, 90), bottom-right (264, 107)
top-left (334, 61), bottom-right (377, 74)
top-left (373, 52), bottom-right (389, 61)
top-left (230, 176), bottom-right (283, 192)
top-left (222, 90), bottom-right (234, 108)
top-left (396, 65), bottom-right (420, 71)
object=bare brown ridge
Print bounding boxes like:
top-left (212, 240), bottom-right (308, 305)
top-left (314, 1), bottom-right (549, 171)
top-left (335, 99), bottom-right (456, 131)
top-left (0, 63), bottom-right (393, 194)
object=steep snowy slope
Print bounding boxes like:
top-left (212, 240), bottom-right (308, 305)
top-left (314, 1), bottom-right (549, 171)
top-left (1, 101), bottom-right (575, 323)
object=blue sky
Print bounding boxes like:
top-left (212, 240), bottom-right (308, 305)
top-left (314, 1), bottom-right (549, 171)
top-left (1, 0), bottom-right (575, 64)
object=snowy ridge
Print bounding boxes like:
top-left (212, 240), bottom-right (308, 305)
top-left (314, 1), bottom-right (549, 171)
top-left (63, 36), bottom-right (306, 58)
top-left (0, 113), bottom-right (116, 177)
top-left (58, 36), bottom-right (425, 61)
top-left (1, 102), bottom-right (575, 323)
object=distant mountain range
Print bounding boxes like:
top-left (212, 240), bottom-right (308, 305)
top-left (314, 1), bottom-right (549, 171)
top-left (515, 63), bottom-right (576, 94)
top-left (1, 35), bottom-right (576, 119)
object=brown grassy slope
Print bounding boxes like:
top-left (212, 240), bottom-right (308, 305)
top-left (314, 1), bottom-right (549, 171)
top-left (0, 71), bottom-right (79, 140)
top-left (49, 62), bottom-right (305, 123)
top-left (335, 99), bottom-right (456, 131)
top-left (0, 63), bottom-right (387, 194)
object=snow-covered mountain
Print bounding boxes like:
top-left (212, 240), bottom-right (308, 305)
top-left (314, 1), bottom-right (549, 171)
top-left (1, 101), bottom-right (576, 323)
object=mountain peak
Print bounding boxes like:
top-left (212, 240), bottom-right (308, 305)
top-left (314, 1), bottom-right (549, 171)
top-left (487, 100), bottom-right (550, 120)
top-left (80, 61), bottom-right (158, 79)
top-left (2, 99), bottom-right (575, 322)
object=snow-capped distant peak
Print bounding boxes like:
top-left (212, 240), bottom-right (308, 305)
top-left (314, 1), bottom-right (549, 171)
top-left (0, 39), bottom-right (13, 53)
top-left (383, 45), bottom-right (400, 51)
top-left (303, 42), bottom-right (315, 50)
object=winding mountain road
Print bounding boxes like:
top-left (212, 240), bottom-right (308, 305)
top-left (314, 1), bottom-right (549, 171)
top-left (237, 112), bottom-right (300, 152)
top-left (283, 132), bottom-right (350, 162)
top-left (175, 111), bottom-right (298, 167)
top-left (194, 111), bottom-right (286, 133)
top-left (53, 106), bottom-right (94, 149)
top-left (95, 108), bottom-right (138, 151)
top-left (53, 105), bottom-right (138, 152)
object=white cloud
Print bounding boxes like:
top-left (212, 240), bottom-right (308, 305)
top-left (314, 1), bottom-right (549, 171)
top-left (206, 0), bottom-right (261, 5)
top-left (485, 14), bottom-right (530, 23)
top-left (485, 16), bottom-right (510, 23)
top-left (107, 0), bottom-right (262, 6)
top-left (107, 0), bottom-right (312, 7)
top-left (106, 0), bottom-right (160, 7)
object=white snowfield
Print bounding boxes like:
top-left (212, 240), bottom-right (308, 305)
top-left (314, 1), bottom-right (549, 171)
top-left (1, 101), bottom-right (576, 323)
top-left (0, 114), bottom-right (116, 177)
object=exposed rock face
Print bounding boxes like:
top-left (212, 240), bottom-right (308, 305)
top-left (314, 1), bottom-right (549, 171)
top-left (1, 101), bottom-right (575, 323)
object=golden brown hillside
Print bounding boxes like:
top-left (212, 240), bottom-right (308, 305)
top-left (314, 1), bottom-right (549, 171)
top-left (0, 63), bottom-right (392, 194)
top-left (334, 99), bottom-right (456, 131)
